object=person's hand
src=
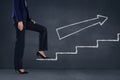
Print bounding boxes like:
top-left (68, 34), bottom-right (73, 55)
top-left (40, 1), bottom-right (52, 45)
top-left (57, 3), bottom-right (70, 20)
top-left (31, 19), bottom-right (36, 24)
top-left (18, 21), bottom-right (24, 31)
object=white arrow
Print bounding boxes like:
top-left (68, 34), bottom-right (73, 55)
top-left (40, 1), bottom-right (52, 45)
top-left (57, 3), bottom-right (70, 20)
top-left (56, 15), bottom-right (108, 40)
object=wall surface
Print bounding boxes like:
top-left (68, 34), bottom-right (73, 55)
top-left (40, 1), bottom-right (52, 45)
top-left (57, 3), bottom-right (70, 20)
top-left (0, 0), bottom-right (120, 69)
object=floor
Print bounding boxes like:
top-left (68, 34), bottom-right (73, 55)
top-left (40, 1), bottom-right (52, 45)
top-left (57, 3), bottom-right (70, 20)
top-left (0, 69), bottom-right (120, 80)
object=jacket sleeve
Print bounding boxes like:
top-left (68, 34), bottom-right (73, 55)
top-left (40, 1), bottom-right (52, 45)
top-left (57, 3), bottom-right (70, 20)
top-left (14, 0), bottom-right (23, 22)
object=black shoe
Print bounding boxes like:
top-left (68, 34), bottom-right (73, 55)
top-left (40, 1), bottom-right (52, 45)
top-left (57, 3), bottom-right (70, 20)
top-left (37, 52), bottom-right (49, 59)
top-left (15, 69), bottom-right (28, 74)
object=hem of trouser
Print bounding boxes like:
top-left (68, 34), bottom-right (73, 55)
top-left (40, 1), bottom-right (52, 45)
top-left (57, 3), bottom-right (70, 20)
top-left (39, 49), bottom-right (48, 51)
top-left (14, 67), bottom-right (23, 70)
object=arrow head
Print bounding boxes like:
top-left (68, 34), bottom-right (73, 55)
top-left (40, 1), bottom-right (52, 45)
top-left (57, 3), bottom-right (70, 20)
top-left (97, 15), bottom-right (108, 26)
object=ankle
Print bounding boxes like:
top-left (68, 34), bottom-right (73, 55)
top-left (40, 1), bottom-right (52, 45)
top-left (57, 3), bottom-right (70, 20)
top-left (39, 51), bottom-right (44, 53)
top-left (19, 69), bottom-right (25, 72)
top-left (38, 51), bottom-right (46, 57)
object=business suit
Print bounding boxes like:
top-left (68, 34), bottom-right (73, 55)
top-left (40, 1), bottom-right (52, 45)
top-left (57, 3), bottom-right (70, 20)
top-left (12, 0), bottom-right (48, 70)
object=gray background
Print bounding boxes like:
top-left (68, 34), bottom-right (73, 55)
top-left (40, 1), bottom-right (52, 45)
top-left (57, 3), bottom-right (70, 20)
top-left (0, 0), bottom-right (120, 69)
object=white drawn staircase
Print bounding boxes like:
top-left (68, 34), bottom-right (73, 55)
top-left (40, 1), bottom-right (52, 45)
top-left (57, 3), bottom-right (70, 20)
top-left (36, 33), bottom-right (120, 61)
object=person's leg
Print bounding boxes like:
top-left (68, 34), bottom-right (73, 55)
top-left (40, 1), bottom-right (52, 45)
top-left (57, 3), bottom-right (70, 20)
top-left (26, 21), bottom-right (48, 57)
top-left (14, 23), bottom-right (25, 70)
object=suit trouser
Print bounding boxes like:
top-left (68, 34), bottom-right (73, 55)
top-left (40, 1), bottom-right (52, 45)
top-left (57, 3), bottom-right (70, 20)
top-left (14, 21), bottom-right (48, 70)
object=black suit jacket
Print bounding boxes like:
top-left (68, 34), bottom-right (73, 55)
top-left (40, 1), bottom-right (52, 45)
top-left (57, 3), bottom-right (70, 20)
top-left (12, 0), bottom-right (31, 23)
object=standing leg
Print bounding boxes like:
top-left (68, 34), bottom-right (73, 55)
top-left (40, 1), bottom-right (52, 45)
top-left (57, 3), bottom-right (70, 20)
top-left (14, 23), bottom-right (25, 70)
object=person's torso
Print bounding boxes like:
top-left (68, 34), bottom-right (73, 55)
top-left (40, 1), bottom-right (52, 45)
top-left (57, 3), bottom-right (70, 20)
top-left (12, 0), bottom-right (29, 22)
